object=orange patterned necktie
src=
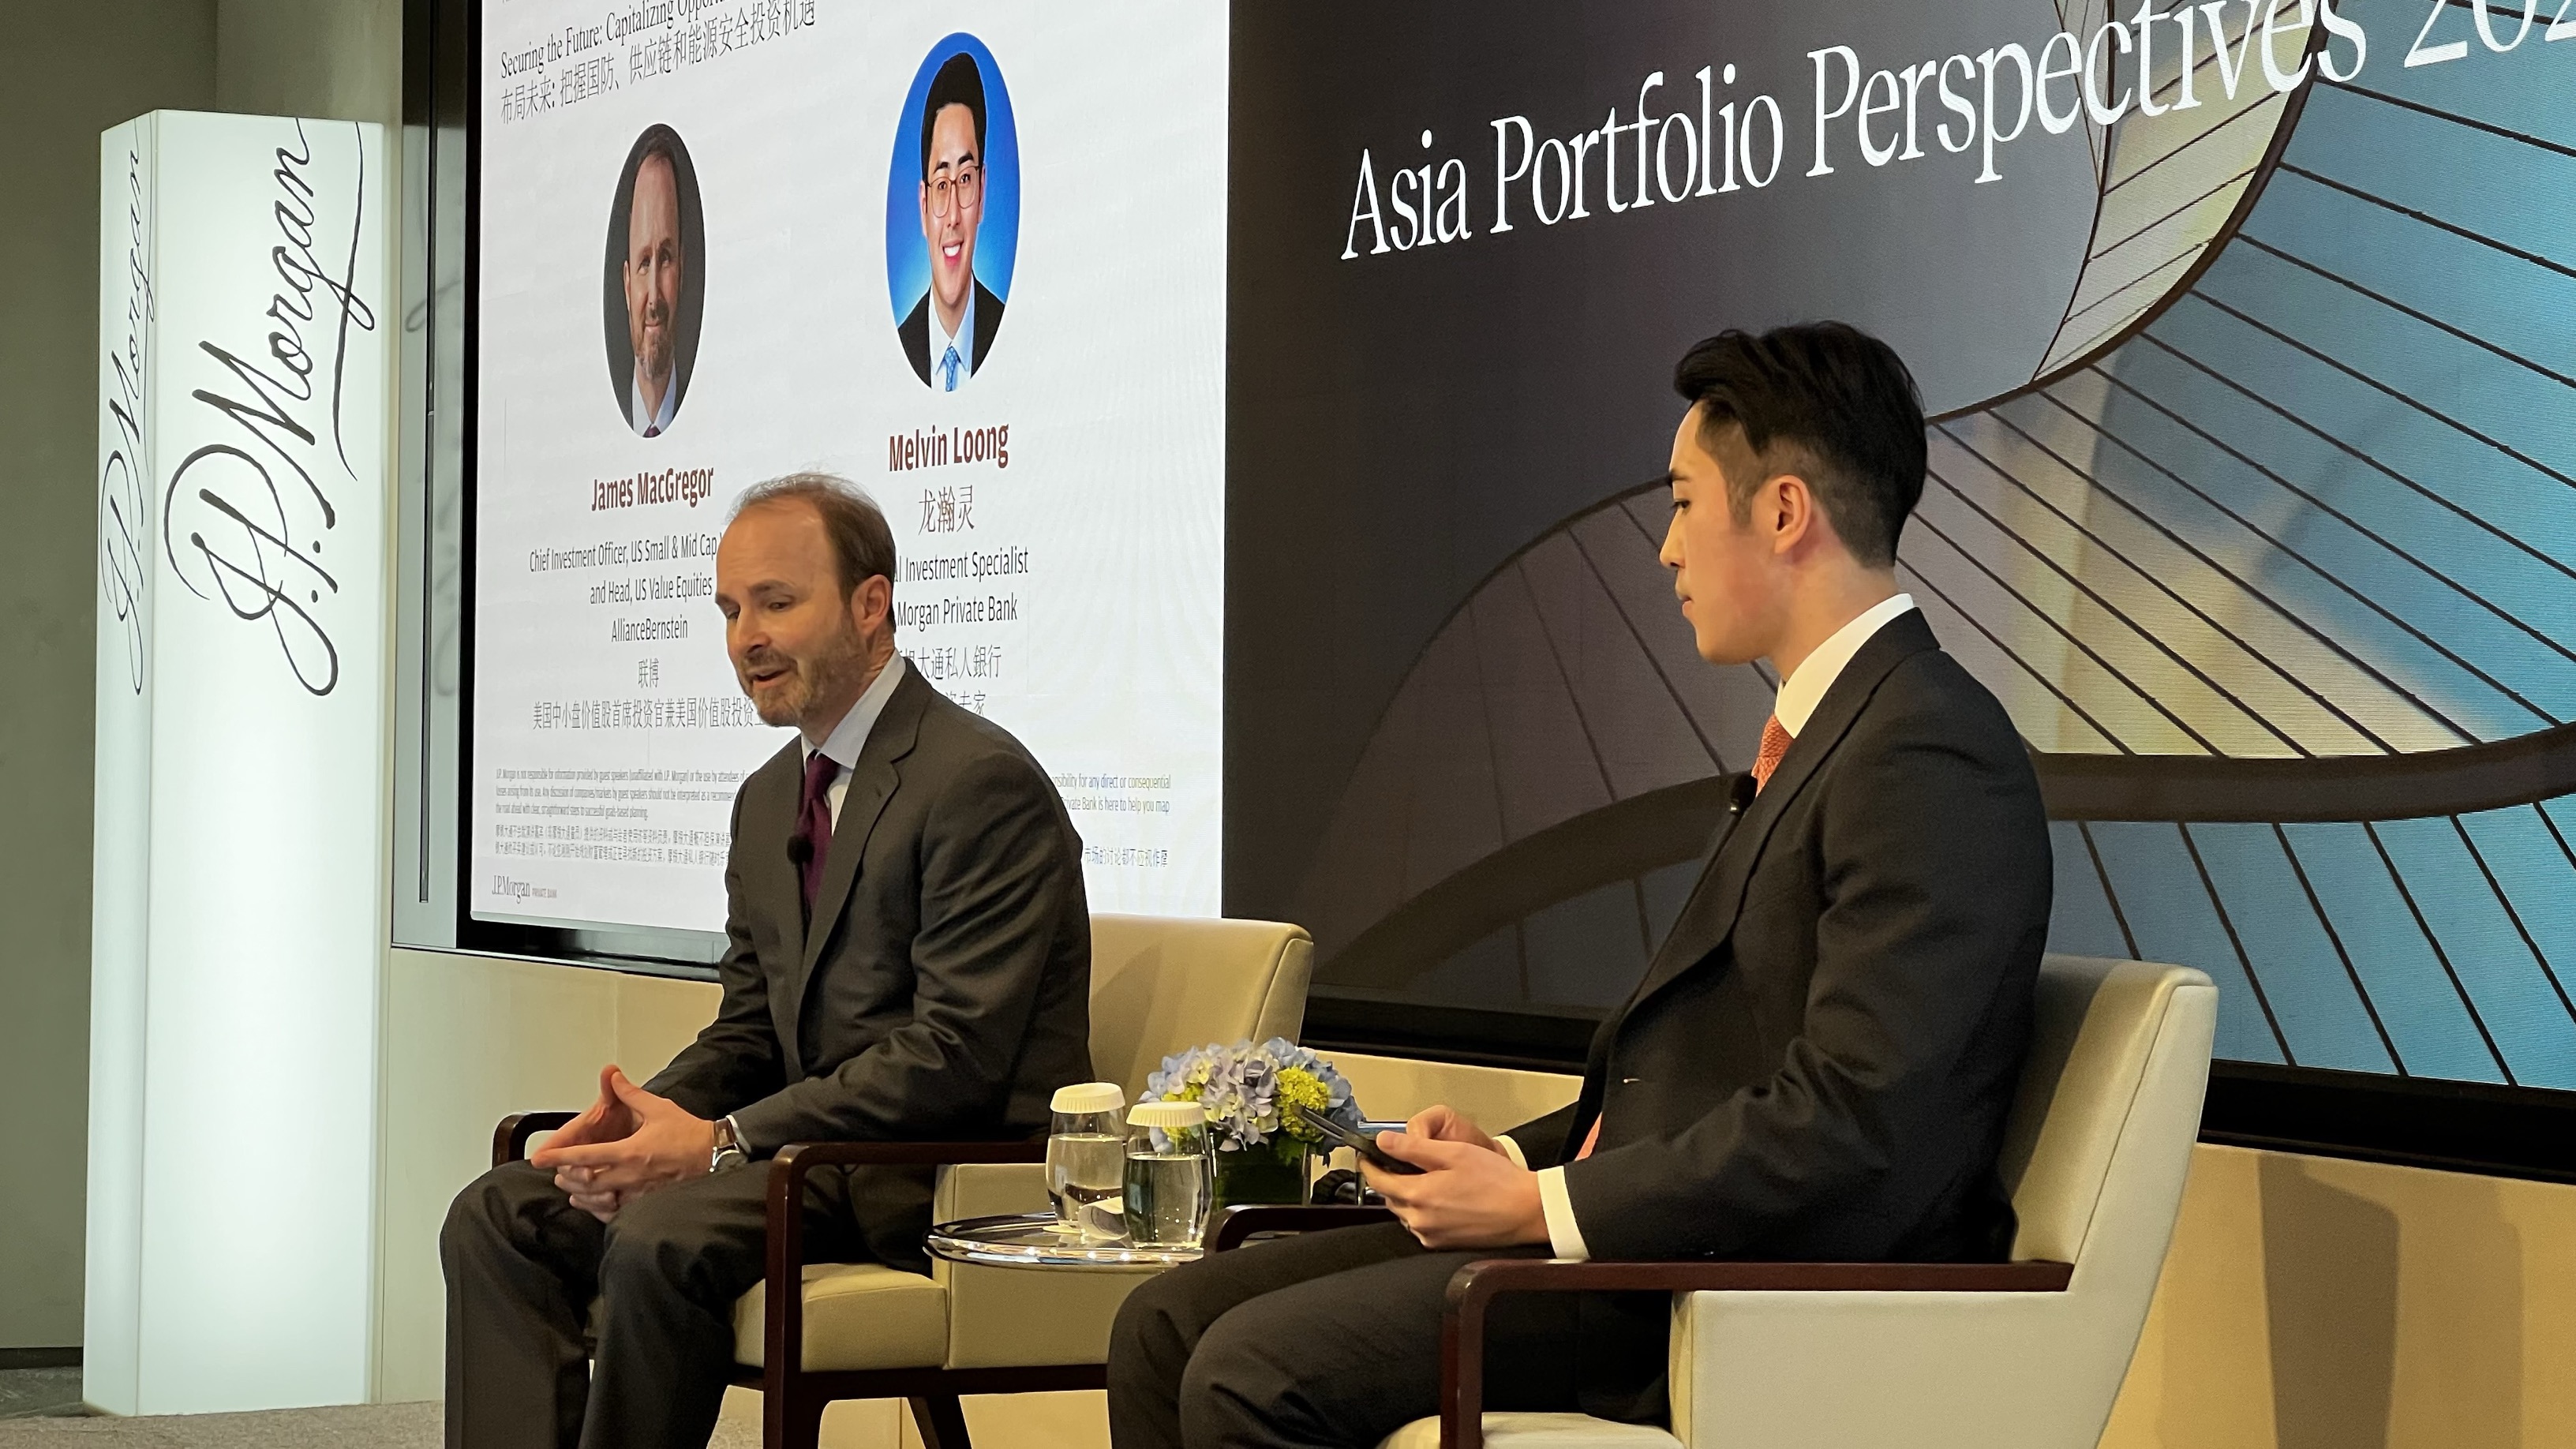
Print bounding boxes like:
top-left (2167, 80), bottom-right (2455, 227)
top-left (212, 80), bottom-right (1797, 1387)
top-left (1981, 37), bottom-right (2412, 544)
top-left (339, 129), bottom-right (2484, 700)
top-left (1576, 713), bottom-right (1799, 1163)
top-left (1751, 714), bottom-right (1793, 793)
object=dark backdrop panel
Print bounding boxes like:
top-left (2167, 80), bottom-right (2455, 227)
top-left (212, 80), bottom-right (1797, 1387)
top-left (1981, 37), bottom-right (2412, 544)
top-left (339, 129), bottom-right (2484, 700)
top-left (1229, 0), bottom-right (2576, 1118)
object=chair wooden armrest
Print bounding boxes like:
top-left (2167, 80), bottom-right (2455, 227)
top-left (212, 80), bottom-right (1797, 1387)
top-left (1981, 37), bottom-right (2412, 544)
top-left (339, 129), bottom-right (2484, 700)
top-left (757, 1138), bottom-right (1047, 1433)
top-left (1208, 1204), bottom-right (1399, 1252)
top-left (495, 1111), bottom-right (578, 1168)
top-left (1436, 1257), bottom-right (2075, 1449)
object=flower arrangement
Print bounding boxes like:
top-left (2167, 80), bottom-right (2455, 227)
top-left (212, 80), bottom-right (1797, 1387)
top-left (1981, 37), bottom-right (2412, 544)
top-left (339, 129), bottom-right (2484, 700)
top-left (1141, 1037), bottom-right (1365, 1168)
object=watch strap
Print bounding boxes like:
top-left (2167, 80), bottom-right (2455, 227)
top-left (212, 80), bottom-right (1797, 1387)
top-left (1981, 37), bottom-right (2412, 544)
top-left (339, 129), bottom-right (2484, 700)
top-left (710, 1114), bottom-right (750, 1172)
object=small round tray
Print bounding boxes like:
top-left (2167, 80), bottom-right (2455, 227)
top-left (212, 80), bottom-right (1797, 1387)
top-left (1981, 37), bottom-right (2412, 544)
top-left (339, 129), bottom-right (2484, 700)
top-left (924, 1212), bottom-right (1201, 1271)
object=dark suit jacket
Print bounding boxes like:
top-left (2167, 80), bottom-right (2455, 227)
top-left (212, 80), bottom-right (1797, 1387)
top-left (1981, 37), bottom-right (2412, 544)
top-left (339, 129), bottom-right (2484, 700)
top-left (1508, 609), bottom-right (2051, 1417)
top-left (646, 666), bottom-right (1092, 1264)
top-left (898, 278), bottom-right (1007, 388)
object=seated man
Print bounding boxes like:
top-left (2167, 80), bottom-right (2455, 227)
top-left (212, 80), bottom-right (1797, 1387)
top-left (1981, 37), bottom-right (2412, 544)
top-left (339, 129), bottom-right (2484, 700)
top-left (443, 474), bottom-right (1091, 1449)
top-left (1107, 323), bottom-right (2053, 1447)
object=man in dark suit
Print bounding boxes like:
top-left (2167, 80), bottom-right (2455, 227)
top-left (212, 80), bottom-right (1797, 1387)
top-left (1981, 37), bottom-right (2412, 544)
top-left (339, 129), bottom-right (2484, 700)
top-left (1106, 323), bottom-right (2052, 1447)
top-left (441, 474), bottom-right (1091, 1449)
top-left (898, 51), bottom-right (1007, 391)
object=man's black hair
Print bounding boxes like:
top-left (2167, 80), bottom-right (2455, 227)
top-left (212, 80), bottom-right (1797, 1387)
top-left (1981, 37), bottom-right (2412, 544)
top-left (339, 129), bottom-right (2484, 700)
top-left (919, 52), bottom-right (987, 179)
top-left (1671, 321), bottom-right (1926, 568)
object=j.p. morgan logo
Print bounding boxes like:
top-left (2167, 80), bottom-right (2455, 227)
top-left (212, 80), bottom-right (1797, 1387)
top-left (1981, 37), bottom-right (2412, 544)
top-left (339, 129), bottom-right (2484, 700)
top-left (100, 141), bottom-right (153, 696)
top-left (163, 119), bottom-right (378, 697)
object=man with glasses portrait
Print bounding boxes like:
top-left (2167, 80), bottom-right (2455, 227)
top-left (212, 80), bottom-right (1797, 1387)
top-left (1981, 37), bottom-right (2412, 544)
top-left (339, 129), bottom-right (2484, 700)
top-left (900, 52), bottom-right (1007, 391)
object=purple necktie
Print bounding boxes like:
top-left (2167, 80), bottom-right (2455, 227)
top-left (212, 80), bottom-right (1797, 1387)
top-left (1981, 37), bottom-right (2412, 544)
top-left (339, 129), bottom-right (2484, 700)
top-left (795, 751), bottom-right (840, 916)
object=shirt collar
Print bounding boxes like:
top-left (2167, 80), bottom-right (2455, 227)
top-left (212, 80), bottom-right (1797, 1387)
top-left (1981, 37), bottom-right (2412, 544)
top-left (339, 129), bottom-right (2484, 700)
top-left (799, 653), bottom-right (908, 769)
top-left (927, 286), bottom-right (975, 377)
top-left (1772, 593), bottom-right (1916, 737)
top-left (632, 363), bottom-right (679, 434)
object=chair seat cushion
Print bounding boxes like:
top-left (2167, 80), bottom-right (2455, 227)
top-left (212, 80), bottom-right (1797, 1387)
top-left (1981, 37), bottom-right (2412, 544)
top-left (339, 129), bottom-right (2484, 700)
top-left (731, 1263), bottom-right (949, 1371)
top-left (1379, 1413), bottom-right (1682, 1448)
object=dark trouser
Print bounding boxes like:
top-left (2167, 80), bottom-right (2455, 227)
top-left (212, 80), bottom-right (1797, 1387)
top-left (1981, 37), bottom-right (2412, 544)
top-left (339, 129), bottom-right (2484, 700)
top-left (440, 1160), bottom-right (871, 1449)
top-left (1106, 1222), bottom-right (1586, 1449)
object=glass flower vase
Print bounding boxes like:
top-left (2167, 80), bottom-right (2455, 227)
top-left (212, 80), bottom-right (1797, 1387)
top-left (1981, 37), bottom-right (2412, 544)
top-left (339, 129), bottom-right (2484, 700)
top-left (1211, 1144), bottom-right (1311, 1211)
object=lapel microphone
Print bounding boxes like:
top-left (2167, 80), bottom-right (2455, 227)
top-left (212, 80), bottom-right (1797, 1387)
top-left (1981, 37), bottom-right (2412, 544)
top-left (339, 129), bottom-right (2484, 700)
top-left (787, 836), bottom-right (813, 867)
top-left (1726, 771), bottom-right (1758, 816)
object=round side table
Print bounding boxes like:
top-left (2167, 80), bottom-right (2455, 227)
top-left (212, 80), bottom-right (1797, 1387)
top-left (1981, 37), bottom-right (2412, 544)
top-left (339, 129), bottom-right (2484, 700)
top-left (925, 1212), bottom-right (1203, 1271)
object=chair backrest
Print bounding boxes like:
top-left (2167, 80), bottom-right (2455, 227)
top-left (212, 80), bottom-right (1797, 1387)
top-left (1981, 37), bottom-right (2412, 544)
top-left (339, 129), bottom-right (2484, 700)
top-left (1087, 915), bottom-right (1314, 1099)
top-left (1998, 954), bottom-right (2217, 1266)
top-left (1659, 962), bottom-right (2216, 1449)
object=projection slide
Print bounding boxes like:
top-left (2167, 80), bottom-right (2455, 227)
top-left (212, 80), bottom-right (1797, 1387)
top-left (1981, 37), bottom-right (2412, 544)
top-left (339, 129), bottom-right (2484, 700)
top-left (1232, 1), bottom-right (2576, 1088)
top-left (473, 4), bottom-right (1225, 934)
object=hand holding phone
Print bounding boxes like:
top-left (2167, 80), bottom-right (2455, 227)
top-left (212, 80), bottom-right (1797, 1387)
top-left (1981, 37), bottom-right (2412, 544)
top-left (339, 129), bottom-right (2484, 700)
top-left (1292, 1105), bottom-right (1426, 1175)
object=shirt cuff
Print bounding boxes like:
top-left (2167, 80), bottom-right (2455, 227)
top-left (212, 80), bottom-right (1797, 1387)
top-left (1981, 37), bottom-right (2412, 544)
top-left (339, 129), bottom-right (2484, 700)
top-left (1496, 1134), bottom-right (1530, 1170)
top-left (1536, 1166), bottom-right (1592, 1261)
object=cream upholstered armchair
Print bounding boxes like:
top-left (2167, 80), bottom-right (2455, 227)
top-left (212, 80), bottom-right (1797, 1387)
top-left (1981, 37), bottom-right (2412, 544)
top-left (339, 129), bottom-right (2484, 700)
top-left (495, 913), bottom-right (1312, 1449)
top-left (1222, 953), bottom-right (2217, 1449)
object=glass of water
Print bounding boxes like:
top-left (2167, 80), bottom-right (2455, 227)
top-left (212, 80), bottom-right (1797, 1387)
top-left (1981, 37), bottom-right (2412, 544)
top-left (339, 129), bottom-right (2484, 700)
top-left (1047, 1082), bottom-right (1129, 1241)
top-left (1123, 1099), bottom-right (1213, 1249)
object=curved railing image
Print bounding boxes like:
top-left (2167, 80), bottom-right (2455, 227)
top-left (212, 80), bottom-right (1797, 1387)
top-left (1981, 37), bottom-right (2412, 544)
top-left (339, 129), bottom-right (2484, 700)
top-left (1296, 16), bottom-right (2576, 1090)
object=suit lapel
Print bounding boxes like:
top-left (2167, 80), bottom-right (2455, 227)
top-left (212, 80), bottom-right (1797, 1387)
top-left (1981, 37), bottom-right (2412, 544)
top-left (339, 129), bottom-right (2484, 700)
top-left (973, 279), bottom-right (1004, 365)
top-left (742, 744), bottom-right (807, 976)
top-left (1626, 611), bottom-right (1939, 1010)
top-left (784, 670), bottom-right (930, 1046)
top-left (1625, 774), bottom-right (1754, 987)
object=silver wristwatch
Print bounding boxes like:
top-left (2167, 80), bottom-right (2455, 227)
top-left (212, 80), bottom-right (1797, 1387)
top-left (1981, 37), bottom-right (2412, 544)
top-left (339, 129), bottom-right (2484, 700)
top-left (711, 1114), bottom-right (751, 1173)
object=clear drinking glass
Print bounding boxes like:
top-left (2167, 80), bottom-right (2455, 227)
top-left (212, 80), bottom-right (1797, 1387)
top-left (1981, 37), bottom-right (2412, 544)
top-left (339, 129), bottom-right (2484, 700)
top-left (1046, 1082), bottom-right (1129, 1240)
top-left (1123, 1100), bottom-right (1214, 1250)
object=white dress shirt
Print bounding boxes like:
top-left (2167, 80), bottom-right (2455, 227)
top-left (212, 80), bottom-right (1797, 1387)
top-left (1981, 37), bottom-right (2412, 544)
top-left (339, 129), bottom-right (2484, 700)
top-left (1506, 593), bottom-right (1919, 1259)
top-left (927, 286), bottom-right (975, 391)
top-left (797, 653), bottom-right (908, 827)
top-left (631, 363), bottom-right (680, 437)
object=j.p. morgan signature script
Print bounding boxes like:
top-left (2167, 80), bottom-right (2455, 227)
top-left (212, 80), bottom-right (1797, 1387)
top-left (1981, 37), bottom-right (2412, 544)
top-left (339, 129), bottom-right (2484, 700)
top-left (100, 142), bottom-right (153, 695)
top-left (163, 119), bottom-right (376, 697)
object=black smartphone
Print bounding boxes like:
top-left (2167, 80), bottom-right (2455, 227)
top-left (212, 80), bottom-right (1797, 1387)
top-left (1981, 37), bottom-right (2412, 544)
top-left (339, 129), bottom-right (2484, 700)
top-left (1293, 1106), bottom-right (1425, 1175)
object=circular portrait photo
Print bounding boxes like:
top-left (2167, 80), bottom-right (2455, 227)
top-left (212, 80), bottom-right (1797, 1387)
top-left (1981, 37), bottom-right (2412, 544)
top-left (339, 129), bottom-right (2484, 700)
top-left (601, 123), bottom-right (706, 438)
top-left (886, 36), bottom-right (1019, 392)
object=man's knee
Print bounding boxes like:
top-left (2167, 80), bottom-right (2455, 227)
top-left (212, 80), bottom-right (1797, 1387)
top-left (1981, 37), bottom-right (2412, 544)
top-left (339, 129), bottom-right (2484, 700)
top-left (1110, 1266), bottom-right (1195, 1372)
top-left (441, 1163), bottom-right (529, 1271)
top-left (1175, 1307), bottom-right (1297, 1440)
top-left (597, 1187), bottom-right (732, 1305)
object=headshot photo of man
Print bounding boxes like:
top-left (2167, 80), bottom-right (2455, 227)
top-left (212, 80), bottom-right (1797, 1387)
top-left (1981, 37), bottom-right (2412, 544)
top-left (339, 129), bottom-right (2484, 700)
top-left (603, 124), bottom-right (705, 437)
top-left (896, 50), bottom-right (1009, 391)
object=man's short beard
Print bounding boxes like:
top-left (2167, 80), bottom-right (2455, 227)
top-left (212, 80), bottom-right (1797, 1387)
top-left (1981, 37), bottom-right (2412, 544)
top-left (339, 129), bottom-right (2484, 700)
top-left (748, 615), bottom-right (871, 731)
top-left (634, 305), bottom-right (674, 382)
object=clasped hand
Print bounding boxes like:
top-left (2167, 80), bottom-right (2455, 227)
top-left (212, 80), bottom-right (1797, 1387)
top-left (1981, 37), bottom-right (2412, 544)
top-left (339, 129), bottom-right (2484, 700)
top-left (530, 1065), bottom-right (718, 1222)
top-left (1363, 1105), bottom-right (1550, 1251)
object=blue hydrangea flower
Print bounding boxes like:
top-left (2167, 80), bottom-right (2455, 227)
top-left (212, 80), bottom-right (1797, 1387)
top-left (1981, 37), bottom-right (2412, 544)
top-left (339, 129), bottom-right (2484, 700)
top-left (1142, 1039), bottom-right (1366, 1163)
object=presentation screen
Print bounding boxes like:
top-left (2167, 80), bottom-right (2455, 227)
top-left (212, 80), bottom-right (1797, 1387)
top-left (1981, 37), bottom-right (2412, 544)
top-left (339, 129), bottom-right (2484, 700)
top-left (1228, 0), bottom-right (2576, 1092)
top-left (469, 3), bottom-right (1225, 938)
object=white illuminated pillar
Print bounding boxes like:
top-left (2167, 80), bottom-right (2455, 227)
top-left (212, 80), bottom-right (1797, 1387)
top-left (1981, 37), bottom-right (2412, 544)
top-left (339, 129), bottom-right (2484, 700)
top-left (90, 110), bottom-right (391, 1416)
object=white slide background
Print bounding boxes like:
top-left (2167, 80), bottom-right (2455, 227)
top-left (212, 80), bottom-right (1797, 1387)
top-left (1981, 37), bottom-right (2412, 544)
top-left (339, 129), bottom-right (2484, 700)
top-left (473, 3), bottom-right (1225, 933)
